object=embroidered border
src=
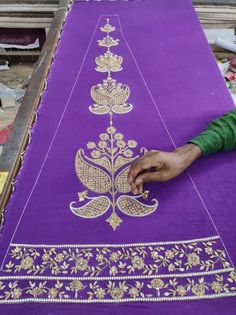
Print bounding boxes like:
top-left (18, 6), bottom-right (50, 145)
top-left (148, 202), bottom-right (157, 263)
top-left (0, 236), bottom-right (235, 303)
top-left (0, 270), bottom-right (235, 303)
top-left (1, 236), bottom-right (232, 278)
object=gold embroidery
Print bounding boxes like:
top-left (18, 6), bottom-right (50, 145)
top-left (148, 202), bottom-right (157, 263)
top-left (71, 125), bottom-right (157, 229)
top-left (3, 237), bottom-right (232, 277)
top-left (95, 51), bottom-right (123, 73)
top-left (98, 35), bottom-right (119, 48)
top-left (84, 154), bottom-right (112, 173)
top-left (0, 238), bottom-right (235, 303)
top-left (78, 190), bottom-right (88, 202)
top-left (70, 196), bottom-right (110, 218)
top-left (89, 77), bottom-right (133, 115)
top-left (114, 155), bottom-right (136, 172)
top-left (0, 273), bottom-right (235, 304)
top-left (75, 149), bottom-right (112, 194)
top-left (106, 212), bottom-right (123, 230)
top-left (100, 18), bottom-right (116, 34)
top-left (70, 18), bottom-right (158, 229)
top-left (115, 166), bottom-right (132, 193)
top-left (117, 195), bottom-right (158, 217)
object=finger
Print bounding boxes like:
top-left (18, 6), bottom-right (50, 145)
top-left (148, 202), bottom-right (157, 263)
top-left (130, 181), bottom-right (139, 195)
top-left (128, 156), bottom-right (155, 184)
top-left (137, 181), bottom-right (143, 194)
top-left (128, 161), bottom-right (145, 184)
top-left (135, 171), bottom-right (166, 185)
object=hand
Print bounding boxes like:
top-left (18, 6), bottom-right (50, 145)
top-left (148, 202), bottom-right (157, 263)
top-left (128, 143), bottom-right (202, 195)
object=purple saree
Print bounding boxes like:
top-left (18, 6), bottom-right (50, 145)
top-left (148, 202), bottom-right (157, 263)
top-left (0, 0), bottom-right (236, 314)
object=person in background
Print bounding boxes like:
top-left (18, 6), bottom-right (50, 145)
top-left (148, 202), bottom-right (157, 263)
top-left (128, 109), bottom-right (236, 195)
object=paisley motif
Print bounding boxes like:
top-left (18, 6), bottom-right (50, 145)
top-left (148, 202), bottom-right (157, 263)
top-left (75, 149), bottom-right (111, 193)
top-left (70, 196), bottom-right (110, 218)
top-left (117, 195), bottom-right (158, 217)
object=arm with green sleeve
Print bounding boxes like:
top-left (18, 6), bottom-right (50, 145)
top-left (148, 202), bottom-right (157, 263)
top-left (128, 109), bottom-right (236, 193)
top-left (189, 109), bottom-right (236, 156)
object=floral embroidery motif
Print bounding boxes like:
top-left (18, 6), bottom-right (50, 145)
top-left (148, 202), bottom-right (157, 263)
top-left (0, 237), bottom-right (235, 303)
top-left (70, 126), bottom-right (158, 229)
top-left (89, 77), bottom-right (133, 115)
top-left (98, 35), bottom-right (119, 48)
top-left (100, 20), bottom-right (116, 34)
top-left (70, 18), bottom-right (158, 230)
top-left (0, 272), bottom-right (235, 303)
top-left (95, 51), bottom-right (123, 73)
top-left (2, 237), bottom-right (232, 277)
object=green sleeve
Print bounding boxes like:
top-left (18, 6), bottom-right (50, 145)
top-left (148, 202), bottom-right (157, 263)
top-left (189, 109), bottom-right (236, 156)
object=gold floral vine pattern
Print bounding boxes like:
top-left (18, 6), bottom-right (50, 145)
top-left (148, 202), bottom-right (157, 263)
top-left (2, 237), bottom-right (233, 277)
top-left (0, 272), bottom-right (236, 303)
top-left (0, 237), bottom-right (236, 303)
top-left (69, 18), bottom-right (158, 230)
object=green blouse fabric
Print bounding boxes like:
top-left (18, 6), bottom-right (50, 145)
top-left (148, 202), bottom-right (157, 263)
top-left (190, 109), bottom-right (236, 156)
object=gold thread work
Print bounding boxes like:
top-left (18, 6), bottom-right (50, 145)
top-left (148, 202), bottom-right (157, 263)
top-left (0, 238), bottom-right (235, 303)
top-left (69, 18), bottom-right (158, 230)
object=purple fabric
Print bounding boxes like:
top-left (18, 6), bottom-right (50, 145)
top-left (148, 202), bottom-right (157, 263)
top-left (0, 0), bottom-right (235, 313)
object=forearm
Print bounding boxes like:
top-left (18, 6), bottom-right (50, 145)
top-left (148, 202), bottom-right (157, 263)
top-left (189, 109), bottom-right (236, 156)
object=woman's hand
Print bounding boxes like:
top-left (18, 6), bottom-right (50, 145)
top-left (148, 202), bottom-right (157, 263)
top-left (128, 143), bottom-right (202, 195)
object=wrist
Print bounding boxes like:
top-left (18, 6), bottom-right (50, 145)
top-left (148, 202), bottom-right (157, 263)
top-left (174, 143), bottom-right (202, 170)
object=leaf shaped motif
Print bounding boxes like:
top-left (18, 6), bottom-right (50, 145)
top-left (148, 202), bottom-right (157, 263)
top-left (90, 87), bottom-right (110, 106)
top-left (75, 149), bottom-right (112, 193)
top-left (112, 104), bottom-right (133, 114)
top-left (117, 195), bottom-right (158, 217)
top-left (114, 155), bottom-right (138, 172)
top-left (115, 166), bottom-right (131, 193)
top-left (95, 67), bottom-right (108, 73)
top-left (89, 104), bottom-right (110, 115)
top-left (70, 196), bottom-right (110, 218)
